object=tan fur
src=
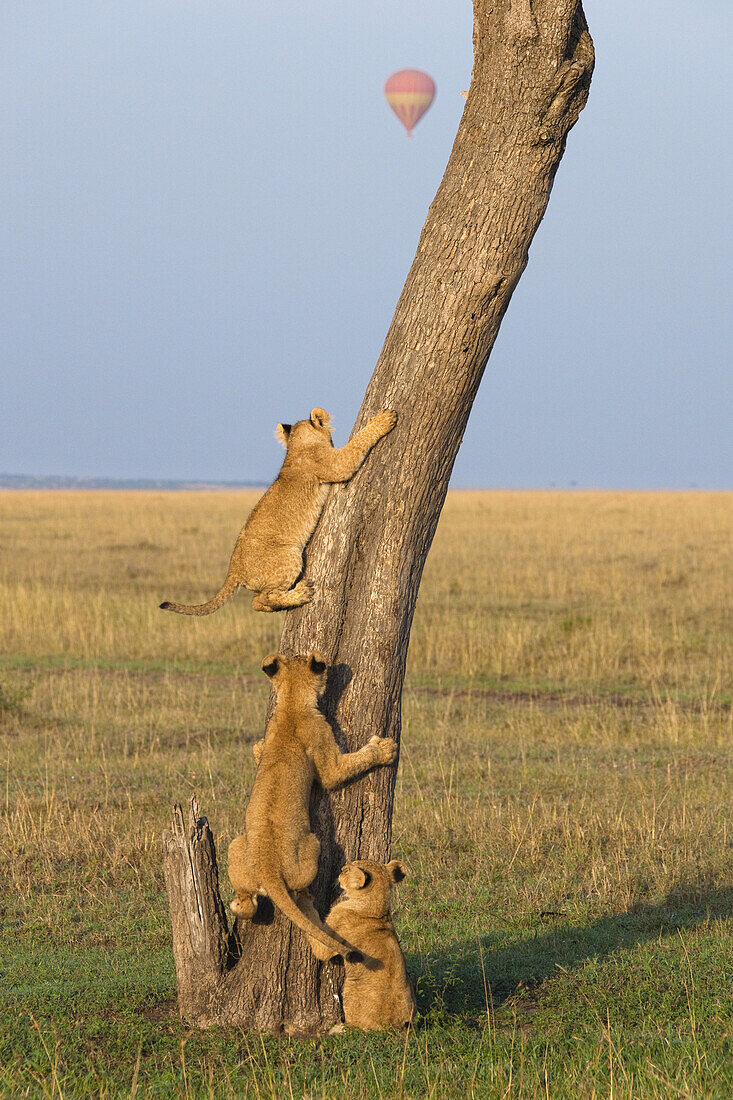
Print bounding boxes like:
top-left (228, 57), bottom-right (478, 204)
top-left (159, 407), bottom-right (397, 615)
top-left (227, 653), bottom-right (398, 959)
top-left (306, 859), bottom-right (416, 1030)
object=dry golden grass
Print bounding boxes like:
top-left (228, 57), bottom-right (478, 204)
top-left (415, 490), bottom-right (731, 692)
top-left (0, 489), bottom-right (731, 1098)
top-left (1, 489), bottom-right (730, 689)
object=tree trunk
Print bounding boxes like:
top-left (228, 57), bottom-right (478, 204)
top-left (164, 0), bottom-right (593, 1033)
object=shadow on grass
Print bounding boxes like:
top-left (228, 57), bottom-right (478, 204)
top-left (414, 880), bottom-right (733, 1018)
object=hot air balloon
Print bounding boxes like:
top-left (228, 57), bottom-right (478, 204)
top-left (384, 69), bottom-right (435, 136)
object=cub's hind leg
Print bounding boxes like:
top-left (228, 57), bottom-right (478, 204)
top-left (252, 578), bottom-right (314, 612)
top-left (251, 549), bottom-right (312, 612)
top-left (228, 834), bottom-right (258, 918)
top-left (283, 832), bottom-right (321, 894)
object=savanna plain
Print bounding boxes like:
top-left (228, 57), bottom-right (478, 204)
top-left (1, 489), bottom-right (731, 1099)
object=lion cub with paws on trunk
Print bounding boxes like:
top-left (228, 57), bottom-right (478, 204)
top-left (306, 859), bottom-right (416, 1030)
top-left (227, 652), bottom-right (397, 960)
top-left (160, 407), bottom-right (396, 616)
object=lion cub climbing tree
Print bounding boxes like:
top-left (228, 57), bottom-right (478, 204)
top-left (164, 0), bottom-right (594, 1034)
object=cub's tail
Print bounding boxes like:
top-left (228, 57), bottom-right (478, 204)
top-left (159, 574), bottom-right (239, 616)
top-left (264, 876), bottom-right (352, 960)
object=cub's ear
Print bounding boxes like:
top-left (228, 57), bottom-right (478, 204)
top-left (344, 865), bottom-right (369, 890)
top-left (308, 652), bottom-right (327, 675)
top-left (387, 860), bottom-right (407, 883)
top-left (261, 654), bottom-right (280, 678)
top-left (310, 408), bottom-right (331, 430)
top-left (275, 423), bottom-right (292, 448)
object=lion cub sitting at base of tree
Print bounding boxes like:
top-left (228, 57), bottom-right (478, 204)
top-left (306, 859), bottom-right (416, 1031)
top-left (159, 406), bottom-right (397, 616)
top-left (227, 653), bottom-right (398, 961)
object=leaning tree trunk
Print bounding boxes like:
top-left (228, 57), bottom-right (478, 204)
top-left (164, 0), bottom-right (593, 1033)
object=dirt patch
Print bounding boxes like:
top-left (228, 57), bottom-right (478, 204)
top-left (411, 683), bottom-right (730, 713)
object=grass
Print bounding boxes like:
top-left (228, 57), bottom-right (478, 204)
top-left (0, 488), bottom-right (731, 1098)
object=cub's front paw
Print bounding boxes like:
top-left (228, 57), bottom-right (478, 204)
top-left (368, 735), bottom-right (398, 765)
top-left (370, 409), bottom-right (398, 437)
top-left (230, 892), bottom-right (256, 919)
top-left (298, 579), bottom-right (315, 603)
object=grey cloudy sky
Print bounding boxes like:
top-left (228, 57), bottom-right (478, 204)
top-left (2, 1), bottom-right (731, 488)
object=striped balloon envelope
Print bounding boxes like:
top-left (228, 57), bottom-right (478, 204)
top-left (384, 69), bottom-right (436, 136)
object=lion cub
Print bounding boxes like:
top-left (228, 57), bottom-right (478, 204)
top-left (227, 653), bottom-right (398, 960)
top-left (160, 407), bottom-right (396, 616)
top-left (306, 859), bottom-right (416, 1030)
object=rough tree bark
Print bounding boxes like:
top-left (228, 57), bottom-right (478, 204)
top-left (164, 0), bottom-right (593, 1033)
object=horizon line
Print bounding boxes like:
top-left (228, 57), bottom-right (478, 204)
top-left (0, 474), bottom-right (728, 493)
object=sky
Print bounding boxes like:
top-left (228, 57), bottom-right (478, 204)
top-left (2, 0), bottom-right (731, 489)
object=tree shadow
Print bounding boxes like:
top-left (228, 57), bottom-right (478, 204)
top-left (413, 880), bottom-right (733, 1017)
